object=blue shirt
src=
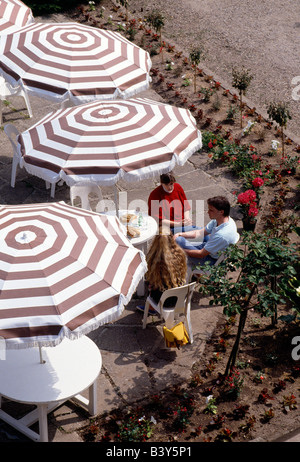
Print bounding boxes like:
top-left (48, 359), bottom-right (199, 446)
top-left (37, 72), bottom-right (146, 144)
top-left (204, 217), bottom-right (238, 259)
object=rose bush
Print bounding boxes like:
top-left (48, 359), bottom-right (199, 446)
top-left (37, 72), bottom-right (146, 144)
top-left (237, 189), bottom-right (259, 218)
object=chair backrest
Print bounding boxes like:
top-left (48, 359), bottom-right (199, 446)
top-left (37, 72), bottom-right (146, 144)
top-left (214, 233), bottom-right (240, 265)
top-left (0, 80), bottom-right (23, 98)
top-left (158, 282), bottom-right (196, 316)
top-left (70, 184), bottom-right (104, 211)
top-left (4, 123), bottom-right (20, 154)
top-left (191, 233), bottom-right (241, 280)
top-left (234, 232), bottom-right (240, 245)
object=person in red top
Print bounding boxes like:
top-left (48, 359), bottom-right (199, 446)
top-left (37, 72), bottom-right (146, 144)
top-left (148, 172), bottom-right (197, 234)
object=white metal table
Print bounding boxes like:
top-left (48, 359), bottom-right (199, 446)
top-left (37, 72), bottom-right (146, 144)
top-left (102, 210), bottom-right (158, 296)
top-left (0, 336), bottom-right (102, 442)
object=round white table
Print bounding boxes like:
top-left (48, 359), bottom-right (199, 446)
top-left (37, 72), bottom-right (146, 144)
top-left (102, 210), bottom-right (158, 296)
top-left (0, 336), bottom-right (101, 442)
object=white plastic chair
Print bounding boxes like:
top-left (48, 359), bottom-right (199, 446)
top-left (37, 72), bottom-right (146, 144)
top-left (70, 184), bottom-right (105, 211)
top-left (4, 123), bottom-right (55, 195)
top-left (142, 282), bottom-right (196, 344)
top-left (0, 77), bottom-right (33, 125)
top-left (4, 123), bottom-right (21, 187)
top-left (191, 233), bottom-right (240, 280)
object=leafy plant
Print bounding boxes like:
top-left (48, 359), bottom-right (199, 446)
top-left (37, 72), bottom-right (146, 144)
top-left (221, 367), bottom-right (244, 400)
top-left (237, 189), bottom-right (259, 221)
top-left (214, 428), bottom-right (235, 442)
top-left (262, 409), bottom-right (275, 423)
top-left (146, 10), bottom-right (165, 61)
top-left (116, 412), bottom-right (154, 442)
top-left (126, 18), bottom-right (138, 41)
top-left (199, 86), bottom-right (215, 102)
top-left (88, 1), bottom-right (95, 11)
top-left (239, 415), bottom-right (256, 433)
top-left (26, 0), bottom-right (81, 15)
top-left (204, 395), bottom-right (218, 415)
top-left (232, 404), bottom-right (250, 420)
top-left (226, 104), bottom-right (237, 121)
top-left (189, 47), bottom-right (205, 92)
top-left (282, 394), bottom-right (297, 411)
top-left (267, 101), bottom-right (292, 156)
top-left (198, 231), bottom-right (298, 375)
top-left (182, 76), bottom-right (191, 87)
top-left (273, 379), bottom-right (286, 393)
top-left (232, 66), bottom-right (253, 128)
top-left (258, 388), bottom-right (274, 404)
top-left (172, 394), bottom-right (195, 431)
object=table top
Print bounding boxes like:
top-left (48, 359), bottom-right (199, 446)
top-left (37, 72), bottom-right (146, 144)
top-left (103, 209), bottom-right (158, 246)
top-left (0, 336), bottom-right (101, 404)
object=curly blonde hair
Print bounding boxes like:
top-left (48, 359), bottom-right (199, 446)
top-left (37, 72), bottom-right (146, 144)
top-left (145, 230), bottom-right (187, 292)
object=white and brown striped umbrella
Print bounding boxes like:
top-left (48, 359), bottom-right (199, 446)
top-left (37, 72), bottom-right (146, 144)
top-left (0, 22), bottom-right (151, 104)
top-left (0, 201), bottom-right (147, 349)
top-left (18, 97), bottom-right (202, 187)
top-left (0, 0), bottom-right (34, 35)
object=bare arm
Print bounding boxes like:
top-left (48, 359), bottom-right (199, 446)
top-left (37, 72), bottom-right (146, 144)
top-left (174, 227), bottom-right (208, 240)
top-left (162, 210), bottom-right (192, 228)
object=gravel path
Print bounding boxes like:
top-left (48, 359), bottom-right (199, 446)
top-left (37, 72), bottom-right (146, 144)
top-left (129, 0), bottom-right (300, 139)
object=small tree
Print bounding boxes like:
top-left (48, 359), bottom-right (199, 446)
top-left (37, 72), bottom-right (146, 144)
top-left (146, 10), bottom-right (165, 62)
top-left (267, 101), bottom-right (292, 157)
top-left (189, 47), bottom-right (205, 93)
top-left (198, 231), bottom-right (298, 376)
top-left (232, 67), bottom-right (253, 128)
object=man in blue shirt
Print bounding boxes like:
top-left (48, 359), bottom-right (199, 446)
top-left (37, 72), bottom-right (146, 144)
top-left (174, 196), bottom-right (238, 266)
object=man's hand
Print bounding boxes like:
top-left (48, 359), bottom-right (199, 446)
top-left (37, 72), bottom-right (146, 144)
top-left (182, 217), bottom-right (193, 226)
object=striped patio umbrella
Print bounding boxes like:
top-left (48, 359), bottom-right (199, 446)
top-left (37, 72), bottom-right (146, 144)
top-left (0, 0), bottom-right (34, 35)
top-left (0, 201), bottom-right (147, 350)
top-left (0, 22), bottom-right (151, 104)
top-left (17, 97), bottom-right (202, 189)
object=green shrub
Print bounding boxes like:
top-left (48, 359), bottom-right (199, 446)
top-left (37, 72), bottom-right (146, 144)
top-left (27, 0), bottom-right (84, 15)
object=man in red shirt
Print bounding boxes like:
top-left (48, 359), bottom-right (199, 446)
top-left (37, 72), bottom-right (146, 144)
top-left (148, 172), bottom-right (196, 233)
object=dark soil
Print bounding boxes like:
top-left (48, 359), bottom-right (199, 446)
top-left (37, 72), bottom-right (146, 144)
top-left (80, 307), bottom-right (300, 443)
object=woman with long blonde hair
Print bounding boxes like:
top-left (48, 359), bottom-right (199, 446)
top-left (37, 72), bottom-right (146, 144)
top-left (137, 228), bottom-right (187, 313)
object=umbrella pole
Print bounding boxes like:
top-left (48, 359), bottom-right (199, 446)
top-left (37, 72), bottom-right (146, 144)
top-left (38, 344), bottom-right (46, 364)
top-left (114, 185), bottom-right (120, 217)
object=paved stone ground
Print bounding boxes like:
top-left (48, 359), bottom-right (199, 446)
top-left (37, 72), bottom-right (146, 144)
top-left (0, 83), bottom-right (298, 444)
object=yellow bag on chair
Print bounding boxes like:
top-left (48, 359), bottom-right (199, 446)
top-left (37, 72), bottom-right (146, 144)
top-left (163, 322), bottom-right (189, 349)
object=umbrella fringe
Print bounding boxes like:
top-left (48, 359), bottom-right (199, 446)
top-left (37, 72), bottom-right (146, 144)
top-left (58, 139), bottom-right (202, 188)
top-left (19, 159), bottom-right (59, 185)
top-left (3, 254), bottom-right (147, 351)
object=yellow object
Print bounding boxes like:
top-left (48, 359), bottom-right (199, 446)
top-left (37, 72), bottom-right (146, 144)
top-left (163, 322), bottom-right (189, 349)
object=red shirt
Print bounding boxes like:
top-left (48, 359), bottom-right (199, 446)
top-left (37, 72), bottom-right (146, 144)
top-left (148, 183), bottom-right (191, 223)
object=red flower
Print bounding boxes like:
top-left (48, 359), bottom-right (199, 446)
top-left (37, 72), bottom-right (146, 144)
top-left (237, 189), bottom-right (259, 218)
top-left (237, 190), bottom-right (256, 205)
top-left (252, 177), bottom-right (264, 188)
top-left (248, 206), bottom-right (258, 217)
top-left (208, 141), bottom-right (213, 149)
